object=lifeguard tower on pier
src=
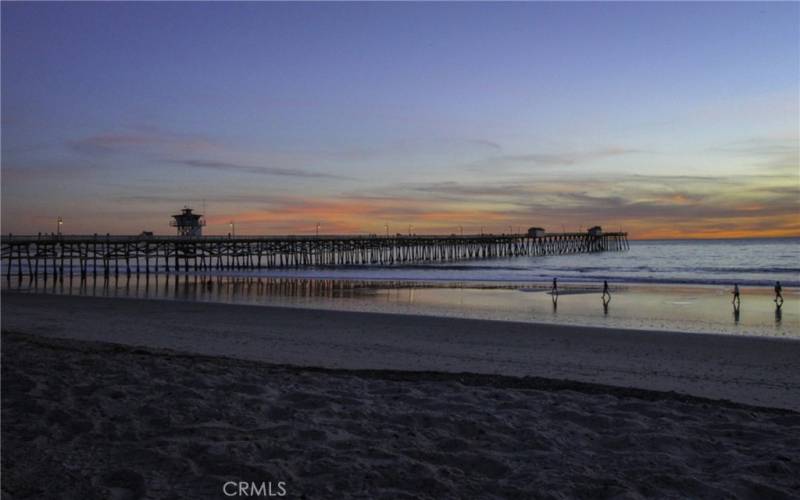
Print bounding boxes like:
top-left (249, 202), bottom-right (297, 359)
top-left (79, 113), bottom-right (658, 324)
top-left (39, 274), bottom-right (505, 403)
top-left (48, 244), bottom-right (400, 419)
top-left (170, 207), bottom-right (205, 237)
top-left (588, 226), bottom-right (603, 237)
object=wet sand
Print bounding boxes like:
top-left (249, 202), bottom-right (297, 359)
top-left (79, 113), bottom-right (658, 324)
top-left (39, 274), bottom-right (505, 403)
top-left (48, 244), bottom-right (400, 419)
top-left (3, 332), bottom-right (800, 499)
top-left (5, 275), bottom-right (797, 336)
top-left (3, 293), bottom-right (799, 410)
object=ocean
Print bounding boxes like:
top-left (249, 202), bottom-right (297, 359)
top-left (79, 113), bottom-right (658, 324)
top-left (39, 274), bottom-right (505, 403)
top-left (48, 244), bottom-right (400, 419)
top-left (168, 238), bottom-right (800, 287)
top-left (3, 238), bottom-right (798, 336)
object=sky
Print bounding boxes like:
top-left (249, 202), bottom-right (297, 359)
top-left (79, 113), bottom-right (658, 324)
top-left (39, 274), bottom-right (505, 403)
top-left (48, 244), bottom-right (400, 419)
top-left (2, 2), bottom-right (798, 239)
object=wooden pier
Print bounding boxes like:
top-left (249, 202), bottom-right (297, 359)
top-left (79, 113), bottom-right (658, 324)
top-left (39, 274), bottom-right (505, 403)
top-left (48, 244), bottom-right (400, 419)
top-left (2, 232), bottom-right (628, 279)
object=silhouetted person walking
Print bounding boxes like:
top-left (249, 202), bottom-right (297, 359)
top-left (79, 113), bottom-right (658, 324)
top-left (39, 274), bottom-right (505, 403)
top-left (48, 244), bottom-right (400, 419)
top-left (602, 280), bottom-right (610, 302)
top-left (775, 281), bottom-right (783, 307)
top-left (732, 283), bottom-right (741, 307)
top-left (552, 277), bottom-right (558, 297)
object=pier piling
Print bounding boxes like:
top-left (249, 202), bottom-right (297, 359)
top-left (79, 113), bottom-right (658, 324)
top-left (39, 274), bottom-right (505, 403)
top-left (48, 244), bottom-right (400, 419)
top-left (2, 231), bottom-right (628, 278)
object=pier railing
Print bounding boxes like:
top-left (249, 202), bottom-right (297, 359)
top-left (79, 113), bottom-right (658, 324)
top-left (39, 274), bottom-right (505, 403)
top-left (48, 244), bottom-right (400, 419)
top-left (1, 232), bottom-right (628, 278)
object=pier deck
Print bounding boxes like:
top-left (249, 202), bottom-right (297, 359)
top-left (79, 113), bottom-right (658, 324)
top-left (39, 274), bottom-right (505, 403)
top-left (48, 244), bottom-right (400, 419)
top-left (2, 232), bottom-right (628, 278)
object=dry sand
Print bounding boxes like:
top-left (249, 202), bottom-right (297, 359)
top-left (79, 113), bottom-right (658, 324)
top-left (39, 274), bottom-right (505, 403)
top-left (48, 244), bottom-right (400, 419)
top-left (3, 332), bottom-right (800, 499)
top-left (2, 293), bottom-right (799, 410)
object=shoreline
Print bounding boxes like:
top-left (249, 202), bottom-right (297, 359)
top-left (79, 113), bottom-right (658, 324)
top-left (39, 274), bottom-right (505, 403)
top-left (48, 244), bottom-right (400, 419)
top-left (3, 283), bottom-right (795, 340)
top-left (4, 268), bottom-right (799, 289)
top-left (4, 276), bottom-right (796, 337)
top-left (3, 292), bottom-right (799, 410)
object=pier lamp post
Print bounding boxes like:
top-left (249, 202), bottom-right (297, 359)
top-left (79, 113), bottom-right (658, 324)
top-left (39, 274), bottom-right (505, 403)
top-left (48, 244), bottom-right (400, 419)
top-left (480, 226), bottom-right (484, 236)
top-left (459, 225), bottom-right (463, 236)
top-left (316, 222), bottom-right (320, 237)
top-left (229, 221), bottom-right (235, 238)
top-left (57, 216), bottom-right (63, 236)
top-left (408, 225), bottom-right (413, 236)
top-left (384, 223), bottom-right (389, 237)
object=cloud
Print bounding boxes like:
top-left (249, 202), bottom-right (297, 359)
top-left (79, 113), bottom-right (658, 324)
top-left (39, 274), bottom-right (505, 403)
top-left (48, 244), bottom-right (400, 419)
top-left (498, 148), bottom-right (642, 166)
top-left (341, 170), bottom-right (799, 238)
top-left (203, 195), bottom-right (513, 235)
top-left (171, 159), bottom-right (350, 180)
top-left (404, 181), bottom-right (532, 198)
top-left (461, 146), bottom-right (644, 172)
top-left (7, 170), bottom-right (798, 237)
top-left (69, 127), bottom-right (350, 179)
top-left (9, 129), bottom-right (799, 238)
top-left (467, 139), bottom-right (503, 151)
top-left (111, 193), bottom-right (294, 205)
top-left (205, 175), bottom-right (800, 238)
top-left (1, 163), bottom-right (102, 182)
top-left (712, 137), bottom-right (799, 157)
top-left (705, 135), bottom-right (800, 174)
top-left (69, 128), bottom-right (217, 155)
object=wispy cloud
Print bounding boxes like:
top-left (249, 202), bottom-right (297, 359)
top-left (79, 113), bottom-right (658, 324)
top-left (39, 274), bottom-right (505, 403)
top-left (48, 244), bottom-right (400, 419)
top-left (1, 163), bottom-right (102, 182)
top-left (497, 147), bottom-right (642, 166)
top-left (69, 127), bottom-right (217, 155)
top-left (462, 146), bottom-right (644, 172)
top-left (337, 170), bottom-right (799, 238)
top-left (404, 181), bottom-right (532, 198)
top-left (68, 127), bottom-right (350, 179)
top-left (7, 169), bottom-right (797, 238)
top-left (467, 138), bottom-right (503, 151)
top-left (711, 136), bottom-right (799, 157)
top-left (111, 193), bottom-right (293, 205)
top-left (170, 159), bottom-right (350, 180)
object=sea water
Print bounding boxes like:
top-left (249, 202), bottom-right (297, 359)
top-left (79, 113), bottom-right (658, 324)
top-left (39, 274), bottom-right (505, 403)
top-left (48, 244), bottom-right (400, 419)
top-left (3, 238), bottom-right (799, 336)
top-left (186, 238), bottom-right (798, 287)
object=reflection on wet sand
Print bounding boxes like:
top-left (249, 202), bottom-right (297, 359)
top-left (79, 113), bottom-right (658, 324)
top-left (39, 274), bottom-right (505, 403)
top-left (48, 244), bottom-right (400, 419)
top-left (5, 273), bottom-right (449, 301)
top-left (2, 272), bottom-right (797, 337)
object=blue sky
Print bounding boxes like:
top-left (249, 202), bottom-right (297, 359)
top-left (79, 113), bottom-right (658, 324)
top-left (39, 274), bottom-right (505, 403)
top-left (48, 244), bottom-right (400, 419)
top-left (2, 2), bottom-right (798, 238)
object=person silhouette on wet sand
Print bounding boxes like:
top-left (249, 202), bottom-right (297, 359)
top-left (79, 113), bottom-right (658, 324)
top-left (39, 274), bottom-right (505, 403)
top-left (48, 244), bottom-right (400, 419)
top-left (602, 280), bottom-right (611, 302)
top-left (732, 283), bottom-right (741, 308)
top-left (550, 277), bottom-right (559, 309)
top-left (774, 281), bottom-right (784, 308)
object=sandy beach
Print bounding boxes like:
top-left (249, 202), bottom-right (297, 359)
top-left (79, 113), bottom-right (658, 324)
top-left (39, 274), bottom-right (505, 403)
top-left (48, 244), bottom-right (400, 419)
top-left (3, 293), bottom-right (800, 498)
top-left (4, 331), bottom-right (800, 499)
